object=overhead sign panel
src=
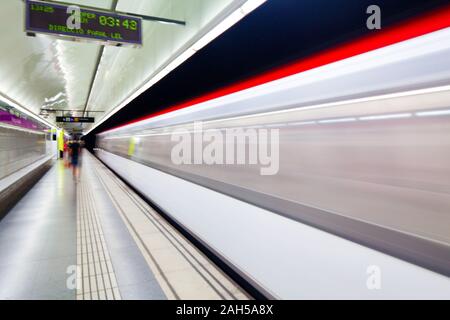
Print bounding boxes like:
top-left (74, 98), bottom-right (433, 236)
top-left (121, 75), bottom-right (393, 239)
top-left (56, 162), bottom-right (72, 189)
top-left (56, 117), bottom-right (95, 123)
top-left (25, 0), bottom-right (142, 47)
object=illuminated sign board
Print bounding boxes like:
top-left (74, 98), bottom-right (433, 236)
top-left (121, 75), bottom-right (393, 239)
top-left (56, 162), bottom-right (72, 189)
top-left (25, 0), bottom-right (142, 47)
top-left (56, 117), bottom-right (95, 123)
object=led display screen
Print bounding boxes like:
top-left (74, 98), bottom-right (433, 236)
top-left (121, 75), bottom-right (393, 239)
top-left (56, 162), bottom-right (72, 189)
top-left (25, 0), bottom-right (142, 46)
top-left (56, 117), bottom-right (95, 123)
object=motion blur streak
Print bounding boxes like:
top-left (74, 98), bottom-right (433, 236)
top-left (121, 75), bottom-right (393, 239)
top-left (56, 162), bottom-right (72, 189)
top-left (102, 3), bottom-right (450, 133)
top-left (97, 26), bottom-right (450, 279)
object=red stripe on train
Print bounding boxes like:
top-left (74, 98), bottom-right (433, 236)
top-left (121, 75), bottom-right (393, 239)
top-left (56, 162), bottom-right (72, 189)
top-left (102, 4), bottom-right (450, 134)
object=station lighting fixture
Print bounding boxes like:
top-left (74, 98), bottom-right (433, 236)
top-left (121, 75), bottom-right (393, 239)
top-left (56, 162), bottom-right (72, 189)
top-left (0, 93), bottom-right (57, 129)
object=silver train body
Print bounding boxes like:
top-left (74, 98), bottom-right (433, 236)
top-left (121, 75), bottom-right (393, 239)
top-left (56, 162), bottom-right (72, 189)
top-left (97, 28), bottom-right (450, 297)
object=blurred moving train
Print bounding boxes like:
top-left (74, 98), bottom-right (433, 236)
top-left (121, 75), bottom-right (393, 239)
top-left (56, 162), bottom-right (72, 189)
top-left (96, 27), bottom-right (450, 298)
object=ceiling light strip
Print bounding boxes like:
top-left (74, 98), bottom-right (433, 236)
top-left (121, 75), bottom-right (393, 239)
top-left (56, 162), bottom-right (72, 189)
top-left (0, 93), bottom-right (56, 129)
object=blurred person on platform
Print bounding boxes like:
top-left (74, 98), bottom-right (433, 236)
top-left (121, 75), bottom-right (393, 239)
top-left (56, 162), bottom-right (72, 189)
top-left (68, 140), bottom-right (82, 181)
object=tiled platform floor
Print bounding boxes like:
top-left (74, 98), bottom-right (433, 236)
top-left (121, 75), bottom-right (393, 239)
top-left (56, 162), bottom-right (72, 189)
top-left (0, 152), bottom-right (248, 300)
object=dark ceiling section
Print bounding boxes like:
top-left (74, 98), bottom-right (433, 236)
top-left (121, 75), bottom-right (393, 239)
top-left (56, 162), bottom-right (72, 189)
top-left (88, 0), bottom-right (450, 138)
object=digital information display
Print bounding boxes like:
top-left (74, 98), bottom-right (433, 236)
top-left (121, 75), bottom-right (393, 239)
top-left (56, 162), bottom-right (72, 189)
top-left (25, 0), bottom-right (142, 47)
top-left (56, 117), bottom-right (95, 123)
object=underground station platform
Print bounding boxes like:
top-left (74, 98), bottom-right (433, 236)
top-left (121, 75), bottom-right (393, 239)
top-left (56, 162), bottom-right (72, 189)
top-left (0, 0), bottom-right (449, 312)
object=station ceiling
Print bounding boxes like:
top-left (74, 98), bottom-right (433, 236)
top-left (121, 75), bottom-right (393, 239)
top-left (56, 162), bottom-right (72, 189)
top-left (0, 0), bottom-right (264, 133)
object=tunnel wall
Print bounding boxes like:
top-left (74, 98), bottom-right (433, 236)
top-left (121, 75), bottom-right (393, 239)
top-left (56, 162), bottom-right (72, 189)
top-left (0, 125), bottom-right (55, 219)
top-left (0, 125), bottom-right (49, 180)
